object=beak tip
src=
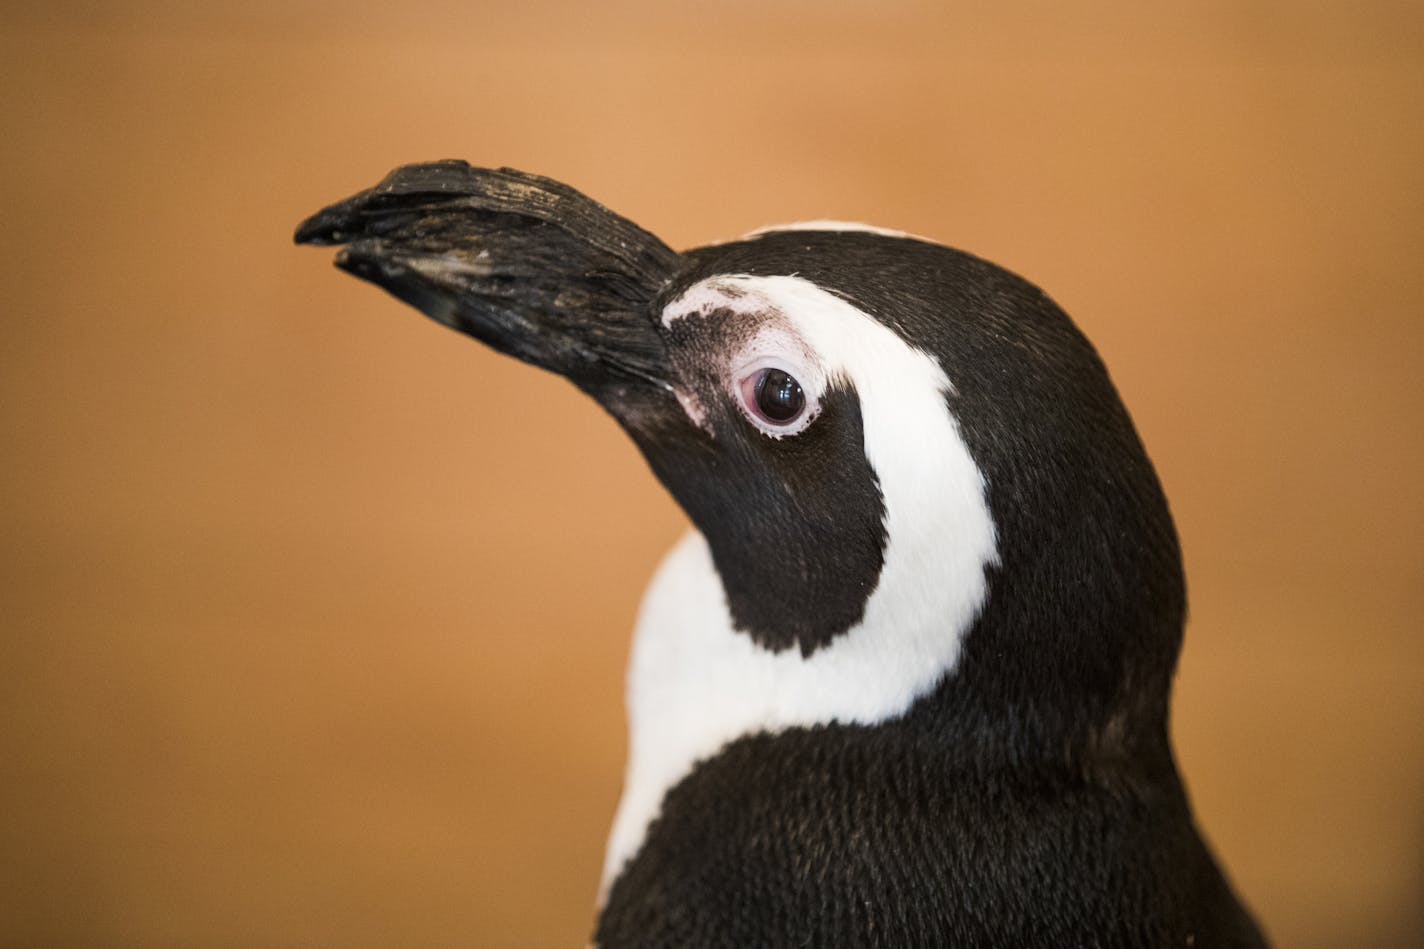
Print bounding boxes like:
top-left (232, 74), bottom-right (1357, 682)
top-left (293, 210), bottom-right (346, 247)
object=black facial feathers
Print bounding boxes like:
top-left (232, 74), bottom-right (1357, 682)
top-left (640, 370), bottom-right (887, 657)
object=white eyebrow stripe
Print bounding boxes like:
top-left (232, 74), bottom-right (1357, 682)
top-left (661, 277), bottom-right (754, 326)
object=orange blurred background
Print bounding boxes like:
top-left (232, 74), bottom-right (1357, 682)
top-left (2, 2), bottom-right (1421, 946)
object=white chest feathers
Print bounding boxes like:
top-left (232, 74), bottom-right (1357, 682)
top-left (599, 274), bottom-right (1000, 895)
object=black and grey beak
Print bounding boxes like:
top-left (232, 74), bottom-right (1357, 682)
top-left (294, 161), bottom-right (682, 393)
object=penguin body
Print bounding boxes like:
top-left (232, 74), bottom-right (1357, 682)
top-left (296, 162), bottom-right (1267, 948)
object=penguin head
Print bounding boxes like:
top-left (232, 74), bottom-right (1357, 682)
top-left (297, 162), bottom-right (1185, 759)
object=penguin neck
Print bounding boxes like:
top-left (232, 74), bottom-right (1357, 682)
top-left (602, 498), bottom-right (996, 895)
top-left (601, 519), bottom-right (1184, 895)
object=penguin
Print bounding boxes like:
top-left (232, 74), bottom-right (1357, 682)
top-left (295, 160), bottom-right (1267, 948)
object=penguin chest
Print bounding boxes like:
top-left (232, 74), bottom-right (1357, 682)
top-left (596, 728), bottom-right (1253, 949)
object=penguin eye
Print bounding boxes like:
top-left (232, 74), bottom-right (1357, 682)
top-left (740, 367), bottom-right (806, 428)
top-left (755, 369), bottom-right (805, 421)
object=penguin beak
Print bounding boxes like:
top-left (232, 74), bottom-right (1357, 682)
top-left (294, 161), bottom-right (683, 397)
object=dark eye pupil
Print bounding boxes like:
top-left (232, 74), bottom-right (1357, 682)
top-left (755, 368), bottom-right (805, 422)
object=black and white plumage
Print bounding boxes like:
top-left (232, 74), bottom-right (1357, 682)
top-left (296, 161), bottom-right (1267, 948)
